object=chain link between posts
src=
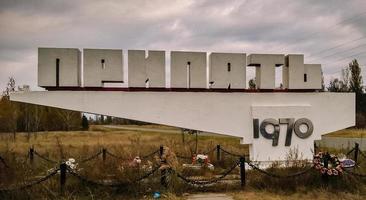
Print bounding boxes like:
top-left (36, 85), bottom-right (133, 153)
top-left (358, 150), bottom-right (366, 159)
top-left (246, 161), bottom-right (314, 178)
top-left (346, 147), bottom-right (356, 156)
top-left (220, 147), bottom-right (246, 158)
top-left (67, 165), bottom-right (160, 187)
top-left (106, 149), bottom-right (160, 161)
top-left (0, 169), bottom-right (59, 192)
top-left (33, 151), bottom-right (58, 164)
top-left (141, 149), bottom-right (160, 160)
top-left (79, 150), bottom-right (103, 163)
top-left (345, 169), bottom-right (366, 178)
top-left (0, 156), bottom-right (9, 168)
top-left (203, 146), bottom-right (217, 155)
top-left (175, 160), bottom-right (240, 186)
top-left (175, 146), bottom-right (217, 160)
top-left (2, 144), bottom-right (366, 193)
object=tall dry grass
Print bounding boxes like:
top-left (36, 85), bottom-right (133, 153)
top-left (0, 126), bottom-right (366, 199)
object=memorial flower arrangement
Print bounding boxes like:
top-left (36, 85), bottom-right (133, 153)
top-left (66, 158), bottom-right (78, 171)
top-left (192, 154), bottom-right (209, 165)
top-left (313, 152), bottom-right (343, 176)
top-left (192, 154), bottom-right (214, 170)
top-left (47, 158), bottom-right (79, 174)
top-left (129, 156), bottom-right (142, 167)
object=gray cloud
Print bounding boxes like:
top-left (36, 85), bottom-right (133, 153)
top-left (1, 0), bottom-right (366, 91)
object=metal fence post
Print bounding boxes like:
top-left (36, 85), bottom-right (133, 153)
top-left (102, 148), bottom-right (107, 162)
top-left (217, 145), bottom-right (221, 161)
top-left (322, 152), bottom-right (329, 185)
top-left (29, 147), bottom-right (34, 165)
top-left (240, 156), bottom-right (245, 188)
top-left (159, 145), bottom-right (164, 159)
top-left (160, 168), bottom-right (167, 188)
top-left (159, 145), bottom-right (167, 188)
top-left (354, 143), bottom-right (359, 163)
top-left (60, 162), bottom-right (67, 194)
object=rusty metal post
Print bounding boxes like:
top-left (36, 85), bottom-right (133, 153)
top-left (217, 145), bottom-right (221, 161)
top-left (60, 162), bottom-right (67, 194)
top-left (102, 148), bottom-right (107, 162)
top-left (29, 147), bottom-right (34, 165)
top-left (240, 156), bottom-right (245, 188)
top-left (354, 143), bottom-right (359, 163)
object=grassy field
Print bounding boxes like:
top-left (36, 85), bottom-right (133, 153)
top-left (231, 190), bottom-right (366, 200)
top-left (1, 126), bottom-right (366, 199)
top-left (325, 128), bottom-right (366, 138)
top-left (0, 125), bottom-right (247, 158)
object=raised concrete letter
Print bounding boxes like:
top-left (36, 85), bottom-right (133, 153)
top-left (283, 55), bottom-right (322, 89)
top-left (209, 53), bottom-right (246, 89)
top-left (171, 51), bottom-right (207, 88)
top-left (247, 54), bottom-right (284, 89)
top-left (83, 49), bottom-right (123, 87)
top-left (38, 48), bottom-right (81, 87)
top-left (128, 50), bottom-right (165, 88)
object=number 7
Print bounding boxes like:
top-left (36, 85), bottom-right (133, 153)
top-left (279, 118), bottom-right (295, 146)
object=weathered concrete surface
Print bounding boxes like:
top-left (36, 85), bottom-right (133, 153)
top-left (10, 91), bottom-right (355, 161)
top-left (187, 193), bottom-right (233, 200)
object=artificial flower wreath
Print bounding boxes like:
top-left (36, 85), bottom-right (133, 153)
top-left (313, 152), bottom-right (343, 176)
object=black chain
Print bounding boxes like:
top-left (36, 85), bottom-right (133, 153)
top-left (358, 150), bottom-right (366, 159)
top-left (133, 165), bottom-right (160, 182)
top-left (0, 156), bottom-right (9, 168)
top-left (345, 170), bottom-right (366, 178)
top-left (220, 147), bottom-right (246, 158)
top-left (106, 149), bottom-right (160, 161)
top-left (0, 169), bottom-right (59, 192)
top-left (246, 161), bottom-right (313, 178)
top-left (346, 147), bottom-right (355, 156)
top-left (68, 165), bottom-right (160, 187)
top-left (67, 169), bottom-right (125, 187)
top-left (79, 151), bottom-right (103, 163)
top-left (176, 154), bottom-right (192, 159)
top-left (141, 149), bottom-right (160, 160)
top-left (175, 160), bottom-right (240, 186)
top-left (105, 150), bottom-right (129, 161)
top-left (33, 151), bottom-right (58, 164)
top-left (202, 147), bottom-right (217, 155)
top-left (175, 147), bottom-right (217, 160)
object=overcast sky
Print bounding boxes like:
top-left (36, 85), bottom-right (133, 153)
top-left (1, 0), bottom-right (366, 91)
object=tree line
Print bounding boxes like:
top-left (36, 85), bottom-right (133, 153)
top-left (327, 59), bottom-right (366, 128)
top-left (0, 78), bottom-right (82, 140)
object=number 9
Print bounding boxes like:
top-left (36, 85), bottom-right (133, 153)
top-left (259, 118), bottom-right (280, 146)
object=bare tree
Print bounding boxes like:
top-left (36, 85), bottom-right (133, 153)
top-left (2, 77), bottom-right (18, 141)
top-left (56, 109), bottom-right (80, 131)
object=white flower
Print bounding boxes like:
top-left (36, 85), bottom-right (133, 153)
top-left (68, 158), bottom-right (76, 163)
top-left (207, 163), bottom-right (214, 170)
top-left (196, 154), bottom-right (208, 160)
top-left (133, 156), bottom-right (142, 164)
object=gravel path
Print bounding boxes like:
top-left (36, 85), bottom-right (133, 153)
top-left (187, 193), bottom-right (233, 200)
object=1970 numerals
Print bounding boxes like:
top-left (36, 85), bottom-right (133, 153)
top-left (253, 118), bottom-right (313, 146)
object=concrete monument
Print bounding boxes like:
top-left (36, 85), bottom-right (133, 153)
top-left (10, 48), bottom-right (355, 162)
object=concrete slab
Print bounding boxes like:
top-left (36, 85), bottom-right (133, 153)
top-left (187, 193), bottom-right (233, 200)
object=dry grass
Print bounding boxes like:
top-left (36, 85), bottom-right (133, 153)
top-left (325, 128), bottom-right (366, 138)
top-left (0, 125), bottom-right (248, 199)
top-left (0, 125), bottom-right (247, 157)
top-left (1, 126), bottom-right (366, 199)
top-left (232, 189), bottom-right (365, 200)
